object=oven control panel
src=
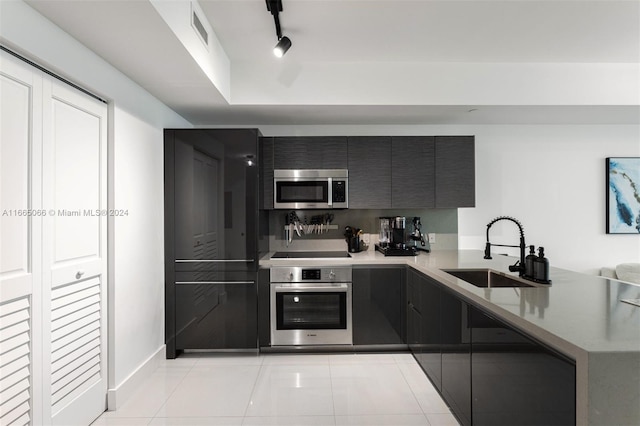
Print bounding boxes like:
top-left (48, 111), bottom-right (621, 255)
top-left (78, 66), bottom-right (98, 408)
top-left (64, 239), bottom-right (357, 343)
top-left (301, 269), bottom-right (321, 280)
top-left (270, 266), bottom-right (352, 283)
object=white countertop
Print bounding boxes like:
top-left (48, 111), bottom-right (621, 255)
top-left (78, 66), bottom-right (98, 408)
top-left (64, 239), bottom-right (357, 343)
top-left (261, 249), bottom-right (640, 358)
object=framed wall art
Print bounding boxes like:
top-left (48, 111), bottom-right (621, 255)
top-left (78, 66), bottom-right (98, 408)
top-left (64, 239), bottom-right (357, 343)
top-left (607, 157), bottom-right (640, 234)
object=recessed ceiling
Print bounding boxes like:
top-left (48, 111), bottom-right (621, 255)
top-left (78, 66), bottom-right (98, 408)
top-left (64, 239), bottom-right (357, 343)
top-left (23, 0), bottom-right (640, 125)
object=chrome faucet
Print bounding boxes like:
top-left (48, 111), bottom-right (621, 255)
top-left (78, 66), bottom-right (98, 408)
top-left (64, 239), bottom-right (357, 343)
top-left (484, 216), bottom-right (526, 276)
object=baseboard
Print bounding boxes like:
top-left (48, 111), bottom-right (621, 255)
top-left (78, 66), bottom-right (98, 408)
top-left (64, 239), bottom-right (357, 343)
top-left (106, 344), bottom-right (165, 410)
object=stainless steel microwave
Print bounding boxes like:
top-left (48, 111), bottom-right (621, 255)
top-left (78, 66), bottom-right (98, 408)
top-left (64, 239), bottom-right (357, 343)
top-left (273, 169), bottom-right (348, 209)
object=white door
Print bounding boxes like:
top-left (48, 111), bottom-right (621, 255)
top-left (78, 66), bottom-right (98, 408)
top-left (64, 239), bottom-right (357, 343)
top-left (0, 50), bottom-right (43, 426)
top-left (0, 50), bottom-right (108, 426)
top-left (42, 77), bottom-right (108, 426)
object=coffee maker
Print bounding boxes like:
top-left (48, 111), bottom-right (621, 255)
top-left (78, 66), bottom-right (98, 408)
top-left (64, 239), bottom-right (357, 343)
top-left (375, 216), bottom-right (418, 256)
top-left (408, 217), bottom-right (430, 252)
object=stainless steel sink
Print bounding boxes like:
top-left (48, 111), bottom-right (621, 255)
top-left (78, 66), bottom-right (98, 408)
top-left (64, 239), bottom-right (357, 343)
top-left (442, 268), bottom-right (535, 288)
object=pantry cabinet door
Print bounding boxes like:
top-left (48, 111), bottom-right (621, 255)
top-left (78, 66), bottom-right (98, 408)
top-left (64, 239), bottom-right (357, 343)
top-left (42, 77), bottom-right (108, 426)
top-left (0, 50), bottom-right (43, 426)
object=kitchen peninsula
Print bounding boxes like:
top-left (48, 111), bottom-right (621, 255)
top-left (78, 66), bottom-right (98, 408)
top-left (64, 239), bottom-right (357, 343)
top-left (260, 250), bottom-right (640, 426)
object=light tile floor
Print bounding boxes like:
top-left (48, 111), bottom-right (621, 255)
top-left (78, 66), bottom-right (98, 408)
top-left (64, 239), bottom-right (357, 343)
top-left (92, 352), bottom-right (460, 426)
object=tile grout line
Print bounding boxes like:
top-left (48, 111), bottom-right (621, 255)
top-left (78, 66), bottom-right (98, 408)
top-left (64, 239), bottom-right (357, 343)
top-left (241, 354), bottom-right (267, 421)
top-left (149, 354), bottom-right (203, 421)
top-left (327, 354), bottom-right (338, 424)
top-left (395, 356), bottom-right (439, 424)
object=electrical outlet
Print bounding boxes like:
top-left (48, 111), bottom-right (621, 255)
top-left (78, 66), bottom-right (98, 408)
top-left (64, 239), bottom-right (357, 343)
top-left (428, 233), bottom-right (436, 244)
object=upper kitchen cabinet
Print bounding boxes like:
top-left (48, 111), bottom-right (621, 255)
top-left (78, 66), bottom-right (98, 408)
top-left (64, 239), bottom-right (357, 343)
top-left (259, 137), bottom-right (274, 210)
top-left (435, 136), bottom-right (475, 207)
top-left (348, 136), bottom-right (392, 208)
top-left (391, 136), bottom-right (436, 208)
top-left (273, 136), bottom-right (348, 169)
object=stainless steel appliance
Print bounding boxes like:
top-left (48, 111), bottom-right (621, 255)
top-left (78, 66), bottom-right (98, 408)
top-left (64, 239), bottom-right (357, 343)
top-left (273, 169), bottom-right (348, 209)
top-left (270, 266), bottom-right (353, 346)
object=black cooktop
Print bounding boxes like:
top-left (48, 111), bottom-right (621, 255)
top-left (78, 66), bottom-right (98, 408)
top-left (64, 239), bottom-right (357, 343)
top-left (271, 251), bottom-right (352, 259)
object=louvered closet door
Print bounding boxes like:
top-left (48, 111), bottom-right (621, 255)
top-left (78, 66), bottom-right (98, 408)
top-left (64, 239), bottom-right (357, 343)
top-left (42, 77), bottom-right (108, 426)
top-left (0, 52), bottom-right (43, 426)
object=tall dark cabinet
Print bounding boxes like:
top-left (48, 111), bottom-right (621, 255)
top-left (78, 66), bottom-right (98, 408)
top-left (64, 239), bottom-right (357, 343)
top-left (164, 129), bottom-right (269, 358)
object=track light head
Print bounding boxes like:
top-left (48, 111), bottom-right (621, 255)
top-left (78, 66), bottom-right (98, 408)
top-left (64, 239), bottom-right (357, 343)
top-left (273, 36), bottom-right (292, 58)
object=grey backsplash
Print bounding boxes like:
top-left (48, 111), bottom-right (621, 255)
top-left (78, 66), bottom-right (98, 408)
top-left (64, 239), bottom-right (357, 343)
top-left (268, 208), bottom-right (458, 252)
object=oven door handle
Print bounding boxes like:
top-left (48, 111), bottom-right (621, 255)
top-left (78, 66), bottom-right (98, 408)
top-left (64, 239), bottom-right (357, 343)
top-left (273, 283), bottom-right (349, 291)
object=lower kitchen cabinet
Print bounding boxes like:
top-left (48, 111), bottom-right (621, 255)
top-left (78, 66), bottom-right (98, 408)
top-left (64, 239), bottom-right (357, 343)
top-left (175, 282), bottom-right (257, 349)
top-left (353, 266), bottom-right (406, 345)
top-left (470, 306), bottom-right (575, 426)
top-left (441, 288), bottom-right (472, 426)
top-left (407, 269), bottom-right (442, 390)
top-left (407, 269), bottom-right (575, 426)
top-left (257, 268), bottom-right (271, 347)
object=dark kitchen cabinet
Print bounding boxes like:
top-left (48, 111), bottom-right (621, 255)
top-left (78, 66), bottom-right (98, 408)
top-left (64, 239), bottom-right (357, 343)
top-left (353, 266), bottom-right (405, 345)
top-left (406, 269), bottom-right (422, 354)
top-left (165, 129), bottom-right (268, 357)
top-left (407, 270), bottom-right (442, 391)
top-left (391, 136), bottom-right (435, 208)
top-left (408, 269), bottom-right (470, 425)
top-left (175, 282), bottom-right (257, 349)
top-left (257, 268), bottom-right (271, 347)
top-left (273, 136), bottom-right (348, 170)
top-left (347, 136), bottom-right (392, 208)
top-left (435, 136), bottom-right (475, 207)
top-left (259, 137), bottom-right (274, 210)
top-left (470, 306), bottom-right (575, 426)
top-left (441, 287), bottom-right (472, 426)
top-left (406, 268), bottom-right (575, 426)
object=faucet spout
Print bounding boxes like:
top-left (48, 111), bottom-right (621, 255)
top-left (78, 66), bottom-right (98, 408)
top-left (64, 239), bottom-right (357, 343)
top-left (484, 216), bottom-right (526, 276)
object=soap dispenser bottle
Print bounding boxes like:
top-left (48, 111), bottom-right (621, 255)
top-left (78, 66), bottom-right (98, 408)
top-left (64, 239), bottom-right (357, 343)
top-left (533, 247), bottom-right (550, 283)
top-left (525, 245), bottom-right (536, 279)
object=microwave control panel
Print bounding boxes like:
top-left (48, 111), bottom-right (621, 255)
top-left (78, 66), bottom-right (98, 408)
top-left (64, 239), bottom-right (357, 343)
top-left (332, 180), bottom-right (346, 203)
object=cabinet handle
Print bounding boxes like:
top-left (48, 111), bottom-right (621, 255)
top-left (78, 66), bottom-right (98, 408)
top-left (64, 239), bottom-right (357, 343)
top-left (175, 259), bottom-right (255, 263)
top-left (76, 271), bottom-right (85, 279)
top-left (175, 281), bottom-right (255, 285)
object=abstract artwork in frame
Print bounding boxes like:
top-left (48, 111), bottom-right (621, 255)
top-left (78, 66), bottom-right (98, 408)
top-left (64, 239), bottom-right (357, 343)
top-left (607, 157), bottom-right (640, 234)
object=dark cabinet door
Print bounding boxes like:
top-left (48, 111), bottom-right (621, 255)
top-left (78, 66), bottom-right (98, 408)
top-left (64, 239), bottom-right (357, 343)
top-left (419, 274), bottom-right (442, 391)
top-left (441, 288), bottom-right (471, 426)
top-left (273, 136), bottom-right (348, 169)
top-left (435, 136), bottom-right (475, 207)
top-left (260, 137), bottom-right (274, 210)
top-left (353, 267), bottom-right (405, 345)
top-left (165, 129), bottom-right (263, 356)
top-left (406, 269), bottom-right (422, 355)
top-left (407, 270), bottom-right (442, 391)
top-left (347, 136), bottom-right (391, 208)
top-left (175, 282), bottom-right (257, 349)
top-left (470, 306), bottom-right (575, 426)
top-left (257, 268), bottom-right (270, 347)
top-left (391, 136), bottom-right (435, 208)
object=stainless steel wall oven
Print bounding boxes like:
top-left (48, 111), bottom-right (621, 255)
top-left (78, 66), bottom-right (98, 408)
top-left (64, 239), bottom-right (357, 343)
top-left (270, 266), bottom-right (353, 346)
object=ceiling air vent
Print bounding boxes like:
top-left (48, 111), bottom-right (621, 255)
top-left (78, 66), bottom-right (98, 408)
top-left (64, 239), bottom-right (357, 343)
top-left (191, 4), bottom-right (209, 48)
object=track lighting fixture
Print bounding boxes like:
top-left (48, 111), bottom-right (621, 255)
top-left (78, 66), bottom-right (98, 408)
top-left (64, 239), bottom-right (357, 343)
top-left (266, 0), bottom-right (292, 58)
top-left (273, 36), bottom-right (291, 58)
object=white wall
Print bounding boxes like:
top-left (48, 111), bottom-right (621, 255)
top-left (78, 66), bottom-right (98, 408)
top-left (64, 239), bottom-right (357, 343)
top-left (258, 124), bottom-right (640, 275)
top-left (0, 0), bottom-right (191, 399)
